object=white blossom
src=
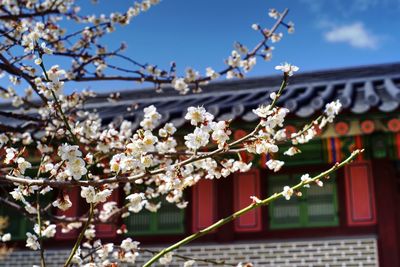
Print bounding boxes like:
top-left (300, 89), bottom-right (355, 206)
top-left (301, 173), bottom-right (312, 188)
top-left (284, 147), bottom-right (301, 156)
top-left (96, 189), bottom-right (113, 203)
top-left (185, 107), bottom-right (214, 126)
top-left (122, 251), bottom-right (139, 263)
top-left (42, 224), bottom-right (56, 238)
top-left (255, 140), bottom-right (278, 154)
top-left (211, 121), bottom-right (231, 148)
top-left (171, 77), bottom-right (189, 94)
top-left (65, 157), bottom-right (87, 180)
top-left (26, 233), bottom-right (40, 250)
top-left (1, 233), bottom-right (11, 242)
top-left (140, 105), bottom-right (161, 130)
top-left (40, 186), bottom-right (52, 195)
top-left (227, 50), bottom-right (241, 68)
top-left (266, 159), bottom-right (284, 172)
top-left (206, 67), bottom-right (220, 80)
top-left (0, 134), bottom-right (9, 148)
top-left (159, 252), bottom-right (173, 265)
top-left (34, 58), bottom-right (42, 65)
top-left (184, 127), bottom-right (210, 150)
top-left (120, 238), bottom-right (140, 251)
top-left (41, 42), bottom-right (53, 54)
top-left (24, 203), bottom-right (37, 214)
top-left (251, 23), bottom-right (260, 30)
top-left (325, 100), bottom-right (342, 122)
top-left (109, 153), bottom-right (125, 173)
top-left (185, 68), bottom-right (199, 82)
top-left (71, 247), bottom-right (82, 265)
top-left (58, 143), bottom-right (82, 161)
top-left (252, 105), bottom-right (272, 118)
top-left (52, 194), bottom-right (72, 211)
top-left (145, 201), bottom-right (161, 212)
top-left (271, 33), bottom-right (283, 43)
top-left (84, 225), bottom-right (96, 240)
top-left (250, 196), bottom-right (262, 204)
top-left (126, 193), bottom-right (145, 213)
top-left (268, 8), bottom-right (280, 19)
top-left (282, 186), bottom-right (294, 200)
top-left (81, 186), bottom-right (97, 203)
top-left (99, 202), bottom-right (118, 222)
top-left (275, 63), bottom-right (299, 76)
top-left (10, 187), bottom-right (24, 201)
top-left (4, 148), bottom-right (17, 164)
top-left (232, 161), bottom-right (252, 172)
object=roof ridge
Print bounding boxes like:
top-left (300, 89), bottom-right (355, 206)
top-left (93, 61), bottom-right (400, 101)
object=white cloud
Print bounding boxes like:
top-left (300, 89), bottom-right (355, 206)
top-left (324, 22), bottom-right (379, 49)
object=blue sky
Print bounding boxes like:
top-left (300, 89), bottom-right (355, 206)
top-left (61, 0), bottom-right (400, 92)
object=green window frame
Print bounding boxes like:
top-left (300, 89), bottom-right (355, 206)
top-left (0, 165), bottom-right (54, 240)
top-left (279, 140), bottom-right (326, 166)
top-left (0, 203), bottom-right (32, 240)
top-left (268, 172), bottom-right (339, 230)
top-left (125, 201), bottom-right (185, 236)
top-left (0, 189), bottom-right (55, 240)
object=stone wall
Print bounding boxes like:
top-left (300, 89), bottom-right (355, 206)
top-left (0, 236), bottom-right (379, 266)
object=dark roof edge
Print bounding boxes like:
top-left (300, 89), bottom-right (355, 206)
top-left (93, 61), bottom-right (400, 102)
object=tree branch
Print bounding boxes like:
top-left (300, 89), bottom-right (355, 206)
top-left (143, 149), bottom-right (363, 267)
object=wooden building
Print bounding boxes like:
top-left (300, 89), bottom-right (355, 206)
top-left (1, 62), bottom-right (400, 266)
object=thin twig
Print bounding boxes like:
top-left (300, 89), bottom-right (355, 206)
top-left (143, 149), bottom-right (363, 267)
top-left (63, 203), bottom-right (94, 267)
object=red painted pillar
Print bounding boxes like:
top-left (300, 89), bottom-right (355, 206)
top-left (191, 179), bottom-right (216, 232)
top-left (371, 159), bottom-right (400, 267)
top-left (344, 161), bottom-right (376, 226)
top-left (96, 189), bottom-right (119, 238)
top-left (216, 177), bottom-right (234, 242)
top-left (55, 188), bottom-right (80, 240)
top-left (233, 169), bottom-right (262, 232)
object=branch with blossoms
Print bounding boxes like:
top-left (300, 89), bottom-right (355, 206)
top-left (0, 63), bottom-right (345, 266)
top-left (77, 243), bottom-right (237, 267)
top-left (143, 149), bottom-right (363, 266)
top-left (0, 1), bottom-right (291, 106)
top-left (0, 1), bottom-right (356, 267)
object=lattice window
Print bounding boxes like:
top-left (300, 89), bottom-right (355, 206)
top-left (268, 173), bottom-right (339, 229)
top-left (0, 202), bottom-right (32, 240)
top-left (0, 189), bottom-right (54, 240)
top-left (125, 201), bottom-right (184, 236)
top-left (279, 140), bottom-right (326, 166)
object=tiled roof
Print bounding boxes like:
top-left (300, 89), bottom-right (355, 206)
top-left (89, 62), bottom-right (400, 127)
top-left (1, 62), bottom-right (400, 128)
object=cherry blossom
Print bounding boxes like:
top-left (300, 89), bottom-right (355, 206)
top-left (266, 159), bottom-right (285, 172)
top-left (282, 186), bottom-right (294, 200)
top-left (80, 186), bottom-right (112, 204)
top-left (301, 174), bottom-right (312, 188)
top-left (26, 233), bottom-right (40, 250)
top-left (52, 194), bottom-right (73, 211)
top-left (185, 106), bottom-right (214, 126)
top-left (252, 105), bottom-right (273, 118)
top-left (325, 100), bottom-right (342, 122)
top-left (159, 252), bottom-right (174, 265)
top-left (184, 127), bottom-right (211, 150)
top-left (275, 62), bottom-right (299, 76)
top-left (65, 157), bottom-right (87, 180)
top-left (0, 2), bottom-right (352, 266)
top-left (284, 147), bottom-right (301, 156)
top-left (0, 233), bottom-right (11, 242)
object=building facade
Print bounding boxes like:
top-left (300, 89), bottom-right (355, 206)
top-left (1, 62), bottom-right (400, 266)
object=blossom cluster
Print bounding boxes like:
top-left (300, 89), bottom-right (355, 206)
top-left (0, 1), bottom-right (347, 266)
top-left (0, 56), bottom-right (342, 266)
